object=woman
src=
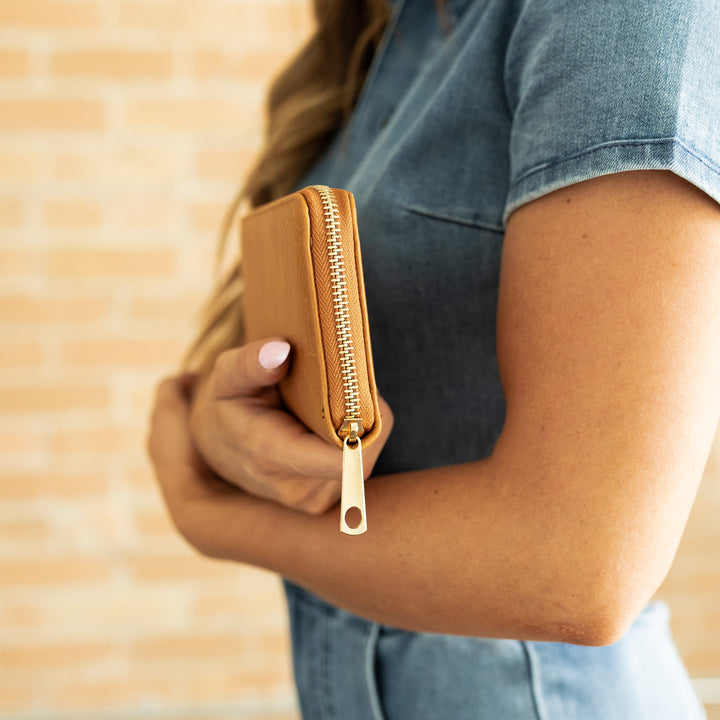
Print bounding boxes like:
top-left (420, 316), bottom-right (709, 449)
top-left (148, 0), bottom-right (720, 717)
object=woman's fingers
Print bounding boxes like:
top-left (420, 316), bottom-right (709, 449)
top-left (211, 339), bottom-right (291, 400)
top-left (148, 374), bottom-right (220, 516)
top-left (148, 374), bottom-right (195, 466)
top-left (147, 374), bottom-right (247, 558)
top-left (185, 337), bottom-right (396, 514)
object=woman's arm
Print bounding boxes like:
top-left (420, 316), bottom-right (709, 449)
top-left (149, 170), bottom-right (720, 645)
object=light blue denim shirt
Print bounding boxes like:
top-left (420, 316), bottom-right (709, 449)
top-left (286, 0), bottom-right (720, 717)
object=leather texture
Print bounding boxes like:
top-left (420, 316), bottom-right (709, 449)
top-left (241, 187), bottom-right (381, 450)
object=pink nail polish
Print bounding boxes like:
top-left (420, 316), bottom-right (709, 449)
top-left (258, 341), bottom-right (291, 369)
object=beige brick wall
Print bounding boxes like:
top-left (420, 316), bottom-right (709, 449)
top-left (0, 2), bottom-right (718, 718)
top-left (0, 1), bottom-right (310, 717)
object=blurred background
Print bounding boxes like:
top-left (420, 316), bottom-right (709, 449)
top-left (0, 1), bottom-right (718, 719)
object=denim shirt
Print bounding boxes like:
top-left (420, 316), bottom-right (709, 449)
top-left (300, 0), bottom-right (720, 478)
top-left (287, 0), bottom-right (720, 717)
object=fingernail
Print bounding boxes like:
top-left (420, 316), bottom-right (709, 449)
top-left (258, 341), bottom-right (291, 370)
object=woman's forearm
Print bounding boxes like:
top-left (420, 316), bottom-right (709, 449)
top-left (212, 458), bottom-right (528, 632)
top-left (205, 453), bottom-right (634, 646)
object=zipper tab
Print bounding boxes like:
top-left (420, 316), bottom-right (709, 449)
top-left (340, 418), bottom-right (366, 535)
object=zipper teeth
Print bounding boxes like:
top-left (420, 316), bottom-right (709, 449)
top-left (312, 185), bottom-right (361, 422)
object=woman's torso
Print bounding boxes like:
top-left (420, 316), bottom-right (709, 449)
top-left (285, 0), bottom-right (720, 716)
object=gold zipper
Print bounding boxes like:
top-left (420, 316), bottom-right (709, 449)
top-left (312, 185), bottom-right (367, 535)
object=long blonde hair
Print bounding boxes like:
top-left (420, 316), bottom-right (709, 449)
top-left (183, 0), bottom-right (392, 376)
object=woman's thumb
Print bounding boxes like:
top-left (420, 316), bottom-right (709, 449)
top-left (211, 339), bottom-right (291, 399)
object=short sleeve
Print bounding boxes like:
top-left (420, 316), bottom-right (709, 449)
top-left (503, 0), bottom-right (720, 224)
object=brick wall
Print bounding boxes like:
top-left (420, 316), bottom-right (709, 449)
top-left (0, 1), bottom-right (310, 717)
top-left (0, 1), bottom-right (718, 718)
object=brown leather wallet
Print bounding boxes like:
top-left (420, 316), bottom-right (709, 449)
top-left (241, 185), bottom-right (382, 534)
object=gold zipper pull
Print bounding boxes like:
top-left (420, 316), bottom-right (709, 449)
top-left (340, 419), bottom-right (366, 535)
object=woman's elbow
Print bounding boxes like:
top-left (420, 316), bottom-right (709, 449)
top-left (540, 572), bottom-right (660, 646)
top-left (544, 601), bottom-right (637, 647)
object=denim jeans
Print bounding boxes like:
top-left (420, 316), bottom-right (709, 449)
top-left (285, 581), bottom-right (704, 720)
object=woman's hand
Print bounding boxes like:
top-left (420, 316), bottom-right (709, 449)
top-left (147, 372), bottom-right (250, 558)
top-left (188, 339), bottom-right (394, 515)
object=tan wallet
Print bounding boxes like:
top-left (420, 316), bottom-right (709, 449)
top-left (241, 185), bottom-right (382, 534)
